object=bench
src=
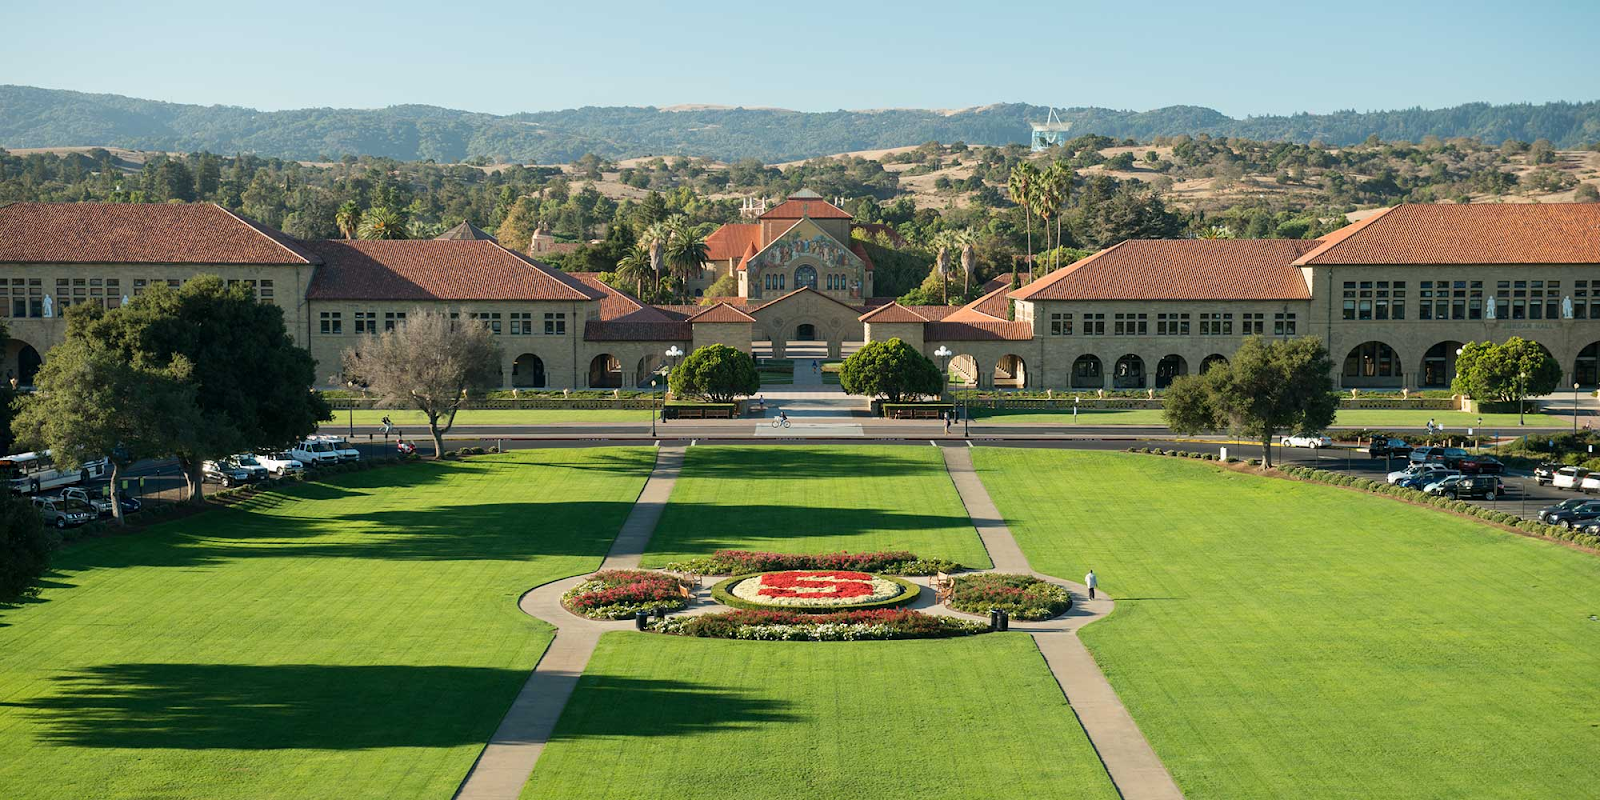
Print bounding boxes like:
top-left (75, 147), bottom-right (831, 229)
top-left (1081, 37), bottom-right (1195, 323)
top-left (889, 408), bottom-right (945, 420)
top-left (703, 409), bottom-right (733, 419)
top-left (676, 409), bottom-right (704, 419)
top-left (931, 572), bottom-right (955, 603)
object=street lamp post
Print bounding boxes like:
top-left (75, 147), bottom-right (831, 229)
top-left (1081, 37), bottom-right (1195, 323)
top-left (650, 378), bottom-right (658, 438)
top-left (345, 380), bottom-right (356, 437)
top-left (1518, 371), bottom-right (1527, 427)
top-left (1575, 382), bottom-right (1581, 435)
top-left (934, 346), bottom-right (953, 434)
top-left (663, 345), bottom-right (684, 426)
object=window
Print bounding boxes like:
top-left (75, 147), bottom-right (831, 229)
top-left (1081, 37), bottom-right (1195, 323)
top-left (27, 279), bottom-right (41, 318)
top-left (1242, 312), bottom-right (1265, 335)
top-left (544, 312), bottom-right (567, 335)
top-left (1156, 313), bottom-right (1189, 336)
top-left (105, 279), bottom-right (120, 308)
top-left (1049, 312), bottom-right (1072, 336)
top-left (1082, 313), bottom-right (1105, 335)
top-left (1199, 312), bottom-right (1233, 336)
top-left (1112, 313), bottom-right (1146, 336)
top-left (511, 312), bottom-right (533, 334)
top-left (354, 311), bottom-right (376, 334)
top-left (384, 311), bottom-right (406, 331)
top-left (1274, 313), bottom-right (1297, 336)
top-left (260, 279), bottom-right (274, 302)
top-left (471, 312), bottom-right (503, 334)
top-left (319, 311), bottom-right (342, 335)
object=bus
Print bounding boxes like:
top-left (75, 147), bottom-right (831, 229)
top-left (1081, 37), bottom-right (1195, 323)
top-left (0, 450), bottom-right (108, 494)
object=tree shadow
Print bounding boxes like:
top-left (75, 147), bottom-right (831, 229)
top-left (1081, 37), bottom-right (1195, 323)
top-left (549, 673), bottom-right (800, 741)
top-left (676, 447), bottom-right (943, 480)
top-left (0, 663), bottom-right (530, 750)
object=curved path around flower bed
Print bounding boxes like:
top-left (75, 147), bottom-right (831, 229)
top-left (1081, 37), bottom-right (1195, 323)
top-left (936, 443), bottom-right (1183, 800)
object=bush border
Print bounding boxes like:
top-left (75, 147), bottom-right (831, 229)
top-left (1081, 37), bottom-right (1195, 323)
top-left (944, 573), bottom-right (1073, 621)
top-left (709, 572), bottom-right (921, 613)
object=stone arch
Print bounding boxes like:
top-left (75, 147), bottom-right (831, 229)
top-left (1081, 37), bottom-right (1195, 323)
top-left (1071, 354), bottom-right (1104, 388)
top-left (795, 323), bottom-right (819, 341)
top-left (587, 353), bottom-right (622, 389)
top-left (994, 354), bottom-right (1027, 388)
top-left (512, 353), bottom-right (547, 389)
top-left (1155, 354), bottom-right (1188, 389)
top-left (4, 339), bottom-right (41, 387)
top-left (1343, 341), bottom-right (1403, 387)
top-left (949, 354), bottom-right (980, 387)
top-left (1199, 354), bottom-right (1228, 374)
top-left (1576, 341), bottom-right (1600, 387)
top-left (793, 264), bottom-right (818, 290)
top-left (1113, 354), bottom-right (1146, 389)
top-left (1420, 341), bottom-right (1465, 388)
top-left (635, 353), bottom-right (665, 388)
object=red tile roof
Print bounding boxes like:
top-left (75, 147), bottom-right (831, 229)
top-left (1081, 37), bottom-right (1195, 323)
top-left (569, 272), bottom-right (646, 319)
top-left (858, 303), bottom-right (929, 323)
top-left (925, 320), bottom-right (1035, 341)
top-left (850, 241), bottom-right (875, 272)
top-left (748, 286), bottom-right (867, 316)
top-left (583, 317), bottom-right (692, 342)
top-left (737, 241), bottom-right (759, 271)
top-left (705, 223), bottom-right (761, 260)
top-left (1010, 239), bottom-right (1317, 302)
top-left (904, 305), bottom-right (959, 321)
top-left (687, 302), bottom-right (757, 323)
top-left (0, 201), bottom-right (319, 265)
top-left (759, 198), bottom-right (852, 220)
top-left (304, 240), bottom-right (603, 301)
top-left (1295, 203), bottom-right (1600, 265)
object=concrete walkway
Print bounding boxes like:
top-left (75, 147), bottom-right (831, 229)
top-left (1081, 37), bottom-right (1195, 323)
top-left (937, 445), bottom-right (1184, 800)
top-left (452, 444), bottom-right (686, 800)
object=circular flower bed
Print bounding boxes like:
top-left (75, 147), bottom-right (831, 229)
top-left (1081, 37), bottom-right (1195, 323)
top-left (945, 573), bottom-right (1072, 621)
top-left (711, 570), bottom-right (919, 612)
top-left (561, 569), bottom-right (693, 620)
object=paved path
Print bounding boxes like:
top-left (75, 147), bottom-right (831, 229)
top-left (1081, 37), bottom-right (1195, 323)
top-left (937, 445), bottom-right (1184, 800)
top-left (452, 444), bottom-right (686, 800)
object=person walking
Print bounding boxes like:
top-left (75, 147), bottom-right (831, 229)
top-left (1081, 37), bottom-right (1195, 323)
top-left (1085, 569), bottom-right (1098, 600)
top-left (944, 412), bottom-right (952, 435)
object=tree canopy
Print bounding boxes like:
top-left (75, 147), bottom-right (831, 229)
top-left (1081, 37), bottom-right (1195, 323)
top-left (1163, 336), bottom-right (1337, 467)
top-left (1451, 337), bottom-right (1563, 404)
top-left (839, 338), bottom-right (943, 403)
top-left (668, 344), bottom-right (759, 403)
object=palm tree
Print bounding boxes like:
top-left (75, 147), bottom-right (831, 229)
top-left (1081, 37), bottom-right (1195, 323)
top-left (954, 229), bottom-right (979, 298)
top-left (665, 216), bottom-right (710, 303)
top-left (1197, 225), bottom-right (1235, 240)
top-left (616, 243), bottom-right (652, 297)
top-left (931, 230), bottom-right (956, 305)
top-left (358, 206), bottom-right (408, 240)
top-left (335, 201), bottom-right (361, 239)
top-left (639, 221), bottom-right (672, 298)
top-left (1043, 162), bottom-right (1074, 273)
top-left (1030, 177), bottom-right (1061, 280)
top-left (1007, 162), bottom-right (1039, 287)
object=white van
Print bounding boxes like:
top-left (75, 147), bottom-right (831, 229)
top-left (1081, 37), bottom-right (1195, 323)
top-left (291, 440), bottom-right (341, 467)
top-left (309, 435), bottom-right (361, 462)
top-left (1552, 466), bottom-right (1590, 491)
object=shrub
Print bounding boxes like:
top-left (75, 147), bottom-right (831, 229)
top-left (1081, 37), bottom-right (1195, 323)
top-left (0, 495), bottom-right (59, 601)
top-left (946, 573), bottom-right (1072, 620)
top-left (653, 608), bottom-right (987, 640)
top-left (561, 570), bottom-right (693, 619)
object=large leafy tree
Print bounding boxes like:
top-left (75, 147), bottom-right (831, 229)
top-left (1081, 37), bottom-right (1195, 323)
top-left (1164, 336), bottom-right (1337, 468)
top-left (68, 276), bottom-right (331, 502)
top-left (13, 339), bottom-right (197, 523)
top-left (1451, 337), bottom-right (1562, 404)
top-left (342, 307), bottom-right (502, 458)
top-left (839, 338), bottom-right (943, 403)
top-left (0, 492), bottom-right (53, 602)
top-left (668, 344), bottom-right (758, 403)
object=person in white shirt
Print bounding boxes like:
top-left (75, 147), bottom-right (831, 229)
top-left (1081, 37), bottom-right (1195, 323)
top-left (1085, 569), bottom-right (1098, 600)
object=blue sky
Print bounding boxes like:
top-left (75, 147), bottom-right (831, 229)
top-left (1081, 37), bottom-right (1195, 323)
top-left (3, 0), bottom-right (1595, 116)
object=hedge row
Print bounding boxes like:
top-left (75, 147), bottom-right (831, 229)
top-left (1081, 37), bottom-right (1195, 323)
top-left (664, 550), bottom-right (960, 577)
top-left (1125, 446), bottom-right (1259, 466)
top-left (651, 608), bottom-right (988, 641)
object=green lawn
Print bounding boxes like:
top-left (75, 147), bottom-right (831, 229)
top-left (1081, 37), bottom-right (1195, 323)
top-left (968, 407), bottom-right (1546, 429)
top-left (522, 632), bottom-right (1118, 800)
top-left (640, 445), bottom-right (991, 569)
top-left (0, 449), bottom-right (654, 800)
top-left (973, 448), bottom-right (1600, 799)
top-left (326, 408), bottom-right (655, 428)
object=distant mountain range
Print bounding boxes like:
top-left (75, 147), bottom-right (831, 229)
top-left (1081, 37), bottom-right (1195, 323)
top-left (3, 85), bottom-right (1598, 164)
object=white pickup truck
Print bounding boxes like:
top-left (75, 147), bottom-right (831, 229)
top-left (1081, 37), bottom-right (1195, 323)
top-left (252, 451), bottom-right (305, 477)
top-left (308, 435), bottom-right (361, 462)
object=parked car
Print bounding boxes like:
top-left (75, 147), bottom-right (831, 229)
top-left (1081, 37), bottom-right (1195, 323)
top-left (1432, 447), bottom-right (1471, 466)
top-left (1387, 462), bottom-right (1452, 485)
top-left (54, 486), bottom-right (140, 517)
top-left (32, 496), bottom-right (95, 529)
top-left (222, 454), bottom-right (270, 482)
top-left (1408, 446), bottom-right (1440, 464)
top-left (1442, 476), bottom-right (1504, 500)
top-left (1455, 455), bottom-right (1505, 475)
top-left (1552, 466), bottom-right (1591, 491)
top-left (1581, 473), bottom-right (1600, 494)
top-left (1542, 499), bottom-right (1600, 529)
top-left (201, 460), bottom-right (257, 488)
top-left (1533, 463), bottom-right (1559, 486)
top-left (1368, 438), bottom-right (1414, 460)
top-left (1400, 469), bottom-right (1460, 491)
top-left (253, 451), bottom-right (305, 477)
top-left (1283, 434), bottom-right (1333, 449)
top-left (1423, 475), bottom-right (1466, 496)
top-left (308, 435), bottom-right (361, 462)
top-left (290, 440), bottom-right (341, 467)
top-left (1538, 498), bottom-right (1589, 522)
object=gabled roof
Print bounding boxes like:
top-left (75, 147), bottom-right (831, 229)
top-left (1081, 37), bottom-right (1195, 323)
top-left (687, 302), bottom-right (757, 324)
top-left (850, 241), bottom-right (875, 272)
top-left (0, 201), bottom-right (320, 265)
top-left (705, 223), bottom-right (761, 260)
top-left (1010, 239), bottom-right (1317, 302)
top-left (304, 240), bottom-right (604, 301)
top-left (1294, 203), bottom-right (1600, 265)
top-left (858, 303), bottom-right (928, 323)
top-left (737, 241), bottom-right (760, 271)
top-left (568, 272), bottom-right (647, 319)
top-left (947, 283), bottom-right (1013, 322)
top-left (925, 320), bottom-right (1035, 341)
top-left (759, 195), bottom-right (852, 220)
top-left (749, 286), bottom-right (867, 316)
top-left (435, 220), bottom-right (497, 241)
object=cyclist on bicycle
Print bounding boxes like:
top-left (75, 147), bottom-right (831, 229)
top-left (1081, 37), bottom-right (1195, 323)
top-left (778, 410), bottom-right (789, 425)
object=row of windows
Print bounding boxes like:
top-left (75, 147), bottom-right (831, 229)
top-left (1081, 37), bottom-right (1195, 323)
top-left (1048, 312), bottom-right (1294, 336)
top-left (1343, 279), bottom-right (1585, 321)
top-left (823, 274), bottom-right (852, 291)
top-left (763, 274), bottom-right (787, 291)
top-left (320, 311), bottom-right (568, 336)
top-left (0, 277), bottom-right (276, 318)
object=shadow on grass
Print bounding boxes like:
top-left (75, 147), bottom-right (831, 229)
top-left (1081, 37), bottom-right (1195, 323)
top-left (550, 674), bottom-right (800, 741)
top-left (677, 447), bottom-right (942, 480)
top-left (0, 662), bottom-right (529, 750)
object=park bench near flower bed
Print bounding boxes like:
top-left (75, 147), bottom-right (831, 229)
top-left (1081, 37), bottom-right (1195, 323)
top-left (561, 570), bottom-right (695, 620)
top-left (945, 574), bottom-right (1072, 621)
top-left (652, 608), bottom-right (987, 641)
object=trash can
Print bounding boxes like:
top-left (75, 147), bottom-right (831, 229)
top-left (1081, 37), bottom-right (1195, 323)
top-left (634, 610), bottom-right (650, 631)
top-left (997, 610), bottom-right (1010, 632)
